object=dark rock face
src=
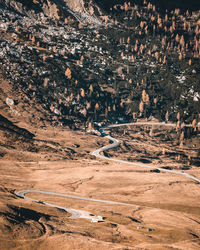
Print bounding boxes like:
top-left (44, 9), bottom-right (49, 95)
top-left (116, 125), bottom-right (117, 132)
top-left (149, 0), bottom-right (200, 11)
top-left (94, 0), bottom-right (200, 11)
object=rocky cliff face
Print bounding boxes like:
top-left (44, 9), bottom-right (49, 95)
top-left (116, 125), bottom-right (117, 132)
top-left (0, 0), bottom-right (85, 12)
top-left (0, 0), bottom-right (102, 21)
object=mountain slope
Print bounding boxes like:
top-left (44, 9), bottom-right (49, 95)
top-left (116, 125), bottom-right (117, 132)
top-left (0, 0), bottom-right (199, 129)
top-left (0, 0), bottom-right (103, 23)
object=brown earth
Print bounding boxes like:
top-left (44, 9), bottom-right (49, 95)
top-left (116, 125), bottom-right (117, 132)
top-left (0, 77), bottom-right (200, 249)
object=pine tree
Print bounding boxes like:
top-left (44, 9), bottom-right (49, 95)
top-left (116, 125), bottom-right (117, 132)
top-left (192, 119), bottom-right (197, 132)
top-left (165, 111), bottom-right (169, 121)
top-left (139, 101), bottom-right (144, 115)
top-left (177, 112), bottom-right (180, 121)
top-left (65, 68), bottom-right (72, 79)
top-left (80, 88), bottom-right (85, 98)
top-left (43, 78), bottom-right (48, 88)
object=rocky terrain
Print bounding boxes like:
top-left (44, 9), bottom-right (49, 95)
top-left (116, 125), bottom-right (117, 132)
top-left (0, 0), bottom-right (200, 128)
top-left (0, 0), bottom-right (200, 249)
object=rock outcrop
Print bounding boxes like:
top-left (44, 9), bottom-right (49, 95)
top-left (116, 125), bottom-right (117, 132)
top-left (0, 0), bottom-right (102, 21)
top-left (64, 0), bottom-right (85, 12)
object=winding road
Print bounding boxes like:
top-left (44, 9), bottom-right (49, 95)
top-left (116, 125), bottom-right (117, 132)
top-left (93, 122), bottom-right (200, 184)
top-left (16, 122), bottom-right (200, 222)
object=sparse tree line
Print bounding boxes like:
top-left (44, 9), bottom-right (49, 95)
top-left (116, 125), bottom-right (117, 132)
top-left (1, 0), bottom-right (199, 133)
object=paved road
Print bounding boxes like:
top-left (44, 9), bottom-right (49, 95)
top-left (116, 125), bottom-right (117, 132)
top-left (15, 189), bottom-right (139, 222)
top-left (92, 122), bottom-right (200, 184)
top-left (16, 121), bottom-right (200, 222)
